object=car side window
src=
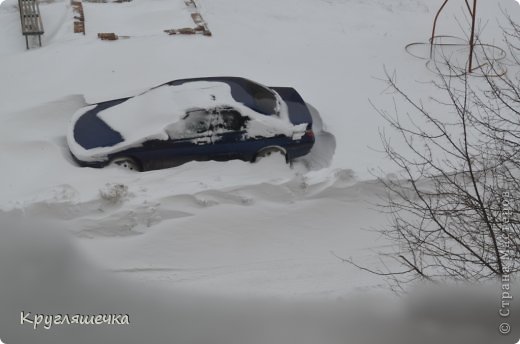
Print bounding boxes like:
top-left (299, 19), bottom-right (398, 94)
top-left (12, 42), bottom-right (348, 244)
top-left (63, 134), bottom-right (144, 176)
top-left (213, 108), bottom-right (246, 132)
top-left (184, 109), bottom-right (212, 135)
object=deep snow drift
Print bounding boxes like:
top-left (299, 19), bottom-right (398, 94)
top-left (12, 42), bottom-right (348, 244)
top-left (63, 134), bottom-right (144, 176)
top-left (1, 0), bottom-right (519, 297)
top-left (1, 1), bottom-right (520, 342)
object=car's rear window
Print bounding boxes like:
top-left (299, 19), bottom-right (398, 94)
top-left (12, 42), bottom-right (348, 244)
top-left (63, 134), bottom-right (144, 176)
top-left (170, 78), bottom-right (278, 116)
top-left (238, 80), bottom-right (278, 115)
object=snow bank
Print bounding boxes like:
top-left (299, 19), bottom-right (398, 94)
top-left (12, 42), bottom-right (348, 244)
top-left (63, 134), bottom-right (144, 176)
top-left (0, 218), bottom-right (515, 344)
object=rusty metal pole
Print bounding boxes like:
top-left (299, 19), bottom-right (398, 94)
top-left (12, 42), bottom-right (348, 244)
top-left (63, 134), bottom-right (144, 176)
top-left (468, 0), bottom-right (477, 73)
top-left (430, 0), bottom-right (478, 73)
top-left (430, 0), bottom-right (450, 59)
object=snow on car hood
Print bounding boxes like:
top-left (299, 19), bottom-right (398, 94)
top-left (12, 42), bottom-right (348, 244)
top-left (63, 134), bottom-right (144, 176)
top-left (70, 81), bottom-right (306, 162)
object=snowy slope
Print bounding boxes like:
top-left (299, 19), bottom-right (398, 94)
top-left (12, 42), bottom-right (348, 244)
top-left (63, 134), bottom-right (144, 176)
top-left (1, 0), bottom-right (519, 300)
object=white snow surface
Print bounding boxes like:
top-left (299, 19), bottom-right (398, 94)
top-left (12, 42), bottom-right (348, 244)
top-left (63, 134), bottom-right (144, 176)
top-left (83, 0), bottom-right (194, 37)
top-left (1, 0), bottom-right (520, 303)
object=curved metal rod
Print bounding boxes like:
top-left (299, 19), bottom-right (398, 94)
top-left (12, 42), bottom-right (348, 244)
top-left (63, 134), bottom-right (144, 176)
top-left (430, 0), bottom-right (478, 73)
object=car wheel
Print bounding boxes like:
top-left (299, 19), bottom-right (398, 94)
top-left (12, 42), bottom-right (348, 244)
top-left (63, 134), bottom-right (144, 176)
top-left (254, 147), bottom-right (288, 163)
top-left (109, 157), bottom-right (141, 171)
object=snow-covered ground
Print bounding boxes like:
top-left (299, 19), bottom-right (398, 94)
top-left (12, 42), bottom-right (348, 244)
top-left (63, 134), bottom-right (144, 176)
top-left (1, 0), bottom-right (520, 342)
top-left (0, 0), bottom-right (518, 297)
top-left (82, 0), bottom-right (194, 37)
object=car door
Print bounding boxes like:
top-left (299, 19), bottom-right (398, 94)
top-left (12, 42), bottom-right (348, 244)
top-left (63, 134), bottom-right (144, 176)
top-left (168, 108), bottom-right (216, 163)
top-left (142, 109), bottom-right (214, 169)
top-left (210, 107), bottom-right (249, 161)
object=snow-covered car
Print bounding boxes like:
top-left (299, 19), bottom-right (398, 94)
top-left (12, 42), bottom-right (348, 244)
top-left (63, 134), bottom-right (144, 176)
top-left (67, 77), bottom-right (315, 171)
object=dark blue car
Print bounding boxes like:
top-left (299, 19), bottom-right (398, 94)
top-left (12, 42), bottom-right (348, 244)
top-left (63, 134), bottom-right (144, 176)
top-left (67, 77), bottom-right (315, 171)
